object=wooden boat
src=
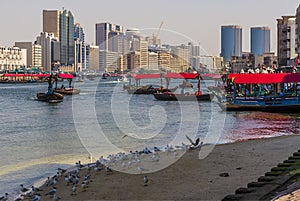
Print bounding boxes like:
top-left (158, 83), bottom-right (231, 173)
top-left (124, 73), bottom-right (168, 94)
top-left (153, 92), bottom-right (213, 101)
top-left (54, 88), bottom-right (80, 95)
top-left (153, 72), bottom-right (213, 101)
top-left (36, 92), bottom-right (64, 103)
top-left (54, 73), bottom-right (80, 95)
top-left (126, 85), bottom-right (177, 94)
top-left (218, 73), bottom-right (300, 112)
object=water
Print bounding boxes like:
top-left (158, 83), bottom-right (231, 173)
top-left (0, 78), bottom-right (300, 198)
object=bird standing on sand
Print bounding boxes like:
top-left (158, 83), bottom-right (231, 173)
top-left (143, 176), bottom-right (148, 186)
top-left (45, 187), bottom-right (56, 197)
top-left (20, 184), bottom-right (29, 193)
top-left (30, 194), bottom-right (40, 201)
top-left (0, 193), bottom-right (8, 201)
top-left (53, 194), bottom-right (61, 201)
top-left (71, 184), bottom-right (77, 195)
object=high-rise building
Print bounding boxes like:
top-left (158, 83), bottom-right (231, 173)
top-left (32, 43), bottom-right (42, 68)
top-left (296, 5), bottom-right (300, 54)
top-left (60, 9), bottom-right (75, 66)
top-left (43, 9), bottom-right (75, 67)
top-left (277, 16), bottom-right (297, 66)
top-left (36, 32), bottom-right (55, 72)
top-left (43, 10), bottom-right (60, 38)
top-left (89, 45), bottom-right (99, 71)
top-left (74, 23), bottom-right (88, 71)
top-left (95, 22), bottom-right (123, 51)
top-left (220, 25), bottom-right (242, 62)
top-left (251, 27), bottom-right (271, 56)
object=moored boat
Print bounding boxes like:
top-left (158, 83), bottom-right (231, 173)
top-left (153, 72), bottom-right (213, 101)
top-left (218, 73), bottom-right (300, 112)
top-left (153, 92), bottom-right (213, 101)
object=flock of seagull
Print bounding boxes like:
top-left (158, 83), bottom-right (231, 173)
top-left (1, 135), bottom-right (202, 201)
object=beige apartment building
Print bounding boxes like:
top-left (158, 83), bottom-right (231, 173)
top-left (89, 45), bottom-right (99, 71)
top-left (0, 47), bottom-right (26, 71)
top-left (14, 42), bottom-right (42, 68)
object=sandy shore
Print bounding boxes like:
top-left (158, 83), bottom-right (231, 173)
top-left (21, 134), bottom-right (300, 201)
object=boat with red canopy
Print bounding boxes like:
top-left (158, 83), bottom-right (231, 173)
top-left (153, 72), bottom-right (214, 101)
top-left (53, 73), bottom-right (80, 95)
top-left (125, 73), bottom-right (177, 94)
top-left (218, 73), bottom-right (300, 112)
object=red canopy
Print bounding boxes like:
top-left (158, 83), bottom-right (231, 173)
top-left (164, 72), bottom-right (198, 79)
top-left (229, 73), bottom-right (300, 84)
top-left (58, 74), bottom-right (74, 79)
top-left (131, 73), bottom-right (161, 79)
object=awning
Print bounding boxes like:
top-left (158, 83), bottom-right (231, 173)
top-left (229, 73), bottom-right (300, 84)
top-left (131, 73), bottom-right (161, 79)
top-left (58, 74), bottom-right (74, 79)
top-left (164, 72), bottom-right (199, 79)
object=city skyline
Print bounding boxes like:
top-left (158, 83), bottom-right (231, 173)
top-left (0, 0), bottom-right (299, 56)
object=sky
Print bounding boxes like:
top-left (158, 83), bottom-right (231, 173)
top-left (0, 0), bottom-right (299, 56)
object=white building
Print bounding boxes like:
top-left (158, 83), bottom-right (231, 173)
top-left (277, 16), bottom-right (297, 66)
top-left (36, 32), bottom-right (56, 72)
top-left (0, 47), bottom-right (26, 71)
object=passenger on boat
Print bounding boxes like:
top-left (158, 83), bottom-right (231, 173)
top-left (47, 73), bottom-right (58, 94)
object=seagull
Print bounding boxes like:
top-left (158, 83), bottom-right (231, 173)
top-left (20, 184), bottom-right (29, 193)
top-left (185, 135), bottom-right (200, 146)
top-left (47, 178), bottom-right (57, 186)
top-left (71, 184), bottom-right (77, 195)
top-left (0, 193), bottom-right (8, 201)
top-left (53, 194), bottom-right (61, 201)
top-left (45, 187), bottom-right (56, 197)
top-left (143, 176), bottom-right (148, 186)
top-left (30, 194), bottom-right (40, 201)
top-left (31, 186), bottom-right (42, 192)
top-left (105, 166), bottom-right (113, 174)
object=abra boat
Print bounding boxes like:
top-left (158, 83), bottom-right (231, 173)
top-left (153, 72), bottom-right (214, 101)
top-left (54, 88), bottom-right (80, 95)
top-left (37, 92), bottom-right (64, 103)
top-left (53, 73), bottom-right (80, 95)
top-left (218, 73), bottom-right (300, 112)
top-left (125, 73), bottom-right (176, 94)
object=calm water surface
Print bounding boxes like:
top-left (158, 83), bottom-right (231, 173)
top-left (0, 78), bottom-right (299, 198)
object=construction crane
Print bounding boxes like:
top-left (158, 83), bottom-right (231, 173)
top-left (151, 21), bottom-right (163, 46)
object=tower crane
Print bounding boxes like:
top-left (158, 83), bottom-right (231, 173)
top-left (151, 21), bottom-right (163, 46)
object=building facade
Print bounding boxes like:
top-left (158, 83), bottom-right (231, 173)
top-left (43, 10), bottom-right (60, 38)
top-left (221, 25), bottom-right (242, 62)
top-left (0, 47), bottom-right (26, 71)
top-left (251, 27), bottom-right (271, 56)
top-left (43, 9), bottom-right (75, 68)
top-left (14, 42), bottom-right (42, 68)
top-left (277, 16), bottom-right (297, 66)
top-left (95, 22), bottom-right (123, 51)
top-left (89, 45), bottom-right (99, 71)
top-left (36, 32), bottom-right (55, 72)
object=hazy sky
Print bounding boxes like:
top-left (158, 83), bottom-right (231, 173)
top-left (1, 0), bottom-right (299, 55)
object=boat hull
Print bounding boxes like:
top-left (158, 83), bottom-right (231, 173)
top-left (218, 101), bottom-right (300, 113)
top-left (54, 88), bottom-right (80, 95)
top-left (37, 92), bottom-right (64, 103)
top-left (153, 93), bottom-right (213, 101)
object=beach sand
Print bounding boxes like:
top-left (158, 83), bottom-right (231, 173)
top-left (22, 134), bottom-right (300, 201)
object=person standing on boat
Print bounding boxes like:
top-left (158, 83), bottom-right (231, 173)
top-left (47, 73), bottom-right (58, 94)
